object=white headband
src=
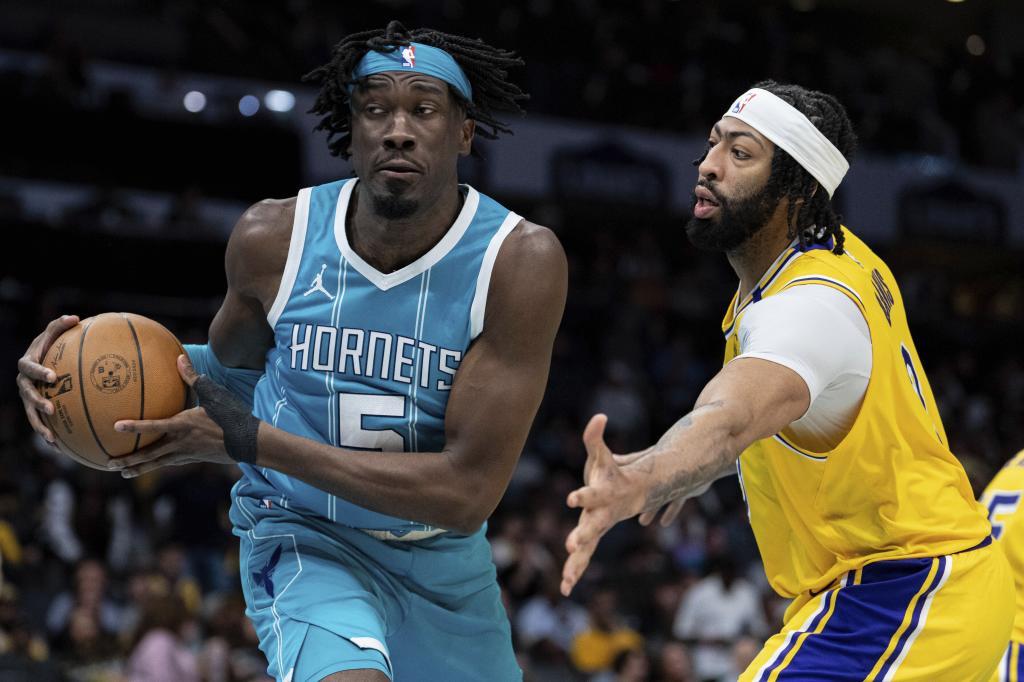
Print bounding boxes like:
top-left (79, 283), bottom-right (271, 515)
top-left (723, 88), bottom-right (849, 198)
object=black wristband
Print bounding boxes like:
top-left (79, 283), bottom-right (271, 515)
top-left (194, 375), bottom-right (261, 464)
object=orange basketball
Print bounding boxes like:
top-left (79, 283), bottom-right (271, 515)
top-left (38, 313), bottom-right (190, 470)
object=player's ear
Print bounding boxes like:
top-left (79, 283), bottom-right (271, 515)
top-left (459, 117), bottom-right (475, 157)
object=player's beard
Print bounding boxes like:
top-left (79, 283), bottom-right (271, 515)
top-left (685, 183), bottom-right (779, 252)
top-left (371, 182), bottom-right (419, 220)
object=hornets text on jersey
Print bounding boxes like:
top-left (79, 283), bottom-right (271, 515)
top-left (242, 177), bottom-right (522, 537)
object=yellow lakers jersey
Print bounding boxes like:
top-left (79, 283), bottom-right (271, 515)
top-left (722, 228), bottom-right (990, 598)
top-left (982, 449), bottom-right (1024, 643)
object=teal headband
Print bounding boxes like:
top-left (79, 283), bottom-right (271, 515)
top-left (351, 42), bottom-right (473, 102)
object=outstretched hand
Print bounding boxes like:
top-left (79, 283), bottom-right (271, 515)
top-left (560, 414), bottom-right (647, 596)
top-left (110, 354), bottom-right (233, 477)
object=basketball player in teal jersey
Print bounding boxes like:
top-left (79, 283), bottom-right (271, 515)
top-left (17, 22), bottom-right (567, 681)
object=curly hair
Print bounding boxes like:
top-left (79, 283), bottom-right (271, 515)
top-left (303, 20), bottom-right (528, 159)
top-left (755, 80), bottom-right (858, 255)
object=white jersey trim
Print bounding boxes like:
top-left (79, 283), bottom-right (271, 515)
top-left (267, 187), bottom-right (311, 328)
top-left (334, 179), bottom-right (481, 292)
top-left (470, 212), bottom-right (523, 340)
top-left (350, 636), bottom-right (392, 673)
top-left (880, 556), bottom-right (951, 681)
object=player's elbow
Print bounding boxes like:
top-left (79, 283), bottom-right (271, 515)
top-left (446, 497), bottom-right (491, 535)
top-left (437, 447), bottom-right (511, 534)
top-left (440, 482), bottom-right (498, 535)
top-left (447, 516), bottom-right (485, 536)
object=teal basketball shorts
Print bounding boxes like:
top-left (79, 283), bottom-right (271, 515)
top-left (229, 485), bottom-right (521, 681)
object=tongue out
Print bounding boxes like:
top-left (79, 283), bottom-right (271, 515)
top-left (694, 197), bottom-right (719, 219)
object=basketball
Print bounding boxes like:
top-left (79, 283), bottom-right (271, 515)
top-left (38, 312), bottom-right (189, 470)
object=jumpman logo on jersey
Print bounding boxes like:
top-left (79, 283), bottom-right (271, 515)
top-left (303, 263), bottom-right (335, 300)
top-left (252, 544), bottom-right (282, 598)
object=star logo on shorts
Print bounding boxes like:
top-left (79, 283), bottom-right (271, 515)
top-left (252, 544), bottom-right (283, 598)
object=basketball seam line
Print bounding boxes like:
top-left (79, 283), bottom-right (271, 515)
top-left (123, 314), bottom-right (144, 453)
top-left (78, 318), bottom-right (111, 458)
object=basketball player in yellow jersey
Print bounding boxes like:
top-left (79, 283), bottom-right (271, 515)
top-left (560, 80), bottom-right (1013, 680)
top-left (982, 450), bottom-right (1024, 681)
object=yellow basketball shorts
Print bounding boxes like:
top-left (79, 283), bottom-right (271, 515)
top-left (741, 538), bottom-right (1012, 681)
top-left (993, 641), bottom-right (1024, 681)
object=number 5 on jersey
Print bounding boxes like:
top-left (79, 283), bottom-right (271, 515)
top-left (985, 491), bottom-right (1022, 540)
top-left (339, 393), bottom-right (407, 451)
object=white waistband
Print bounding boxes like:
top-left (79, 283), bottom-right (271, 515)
top-left (357, 527), bottom-right (447, 542)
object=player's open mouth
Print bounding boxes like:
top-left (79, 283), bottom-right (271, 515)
top-left (693, 186), bottom-right (720, 219)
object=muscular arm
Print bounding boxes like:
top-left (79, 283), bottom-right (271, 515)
top-left (560, 357), bottom-right (809, 594)
top-left (208, 197), bottom-right (294, 369)
top-left (629, 357), bottom-right (810, 511)
top-left (254, 221), bottom-right (568, 533)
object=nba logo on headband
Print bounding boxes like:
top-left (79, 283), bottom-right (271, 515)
top-left (731, 92), bottom-right (757, 114)
top-left (352, 42), bottom-right (473, 101)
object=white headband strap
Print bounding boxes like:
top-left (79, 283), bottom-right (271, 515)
top-left (723, 88), bottom-right (849, 198)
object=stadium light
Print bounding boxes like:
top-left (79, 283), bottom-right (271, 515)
top-left (966, 34), bottom-right (986, 56)
top-left (183, 90), bottom-right (207, 113)
top-left (239, 94), bottom-right (260, 117)
top-left (265, 89), bottom-right (296, 112)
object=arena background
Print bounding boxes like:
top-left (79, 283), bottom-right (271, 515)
top-left (1, 1), bottom-right (1023, 680)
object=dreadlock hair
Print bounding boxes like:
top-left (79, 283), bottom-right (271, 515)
top-left (755, 80), bottom-right (857, 255)
top-left (303, 20), bottom-right (528, 160)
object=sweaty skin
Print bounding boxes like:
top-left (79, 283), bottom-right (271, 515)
top-left (18, 71), bottom-right (568, 538)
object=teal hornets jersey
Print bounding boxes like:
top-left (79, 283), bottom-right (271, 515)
top-left (246, 178), bottom-right (522, 535)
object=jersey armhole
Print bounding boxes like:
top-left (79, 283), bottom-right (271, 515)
top-left (267, 187), bottom-right (311, 328)
top-left (469, 212), bottom-right (523, 340)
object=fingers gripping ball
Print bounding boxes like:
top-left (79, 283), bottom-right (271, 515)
top-left (37, 313), bottom-right (189, 470)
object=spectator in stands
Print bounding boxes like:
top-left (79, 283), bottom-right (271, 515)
top-left (571, 587), bottom-right (644, 674)
top-left (655, 639), bottom-right (695, 682)
top-left (492, 514), bottom-right (557, 603)
top-left (672, 555), bottom-right (767, 682)
top-left (516, 573), bottom-right (589, 678)
top-left (41, 467), bottom-right (133, 572)
top-left (125, 591), bottom-right (199, 682)
top-left (56, 605), bottom-right (122, 680)
top-left (45, 558), bottom-right (123, 641)
top-left (154, 543), bottom-right (202, 615)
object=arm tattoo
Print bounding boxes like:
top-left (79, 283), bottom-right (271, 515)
top-left (645, 445), bottom-right (734, 510)
top-left (638, 400), bottom-right (734, 509)
top-left (627, 411), bottom-right (695, 474)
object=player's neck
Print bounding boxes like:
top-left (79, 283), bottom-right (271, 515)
top-left (348, 184), bottom-right (464, 274)
top-left (727, 220), bottom-right (792, 302)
